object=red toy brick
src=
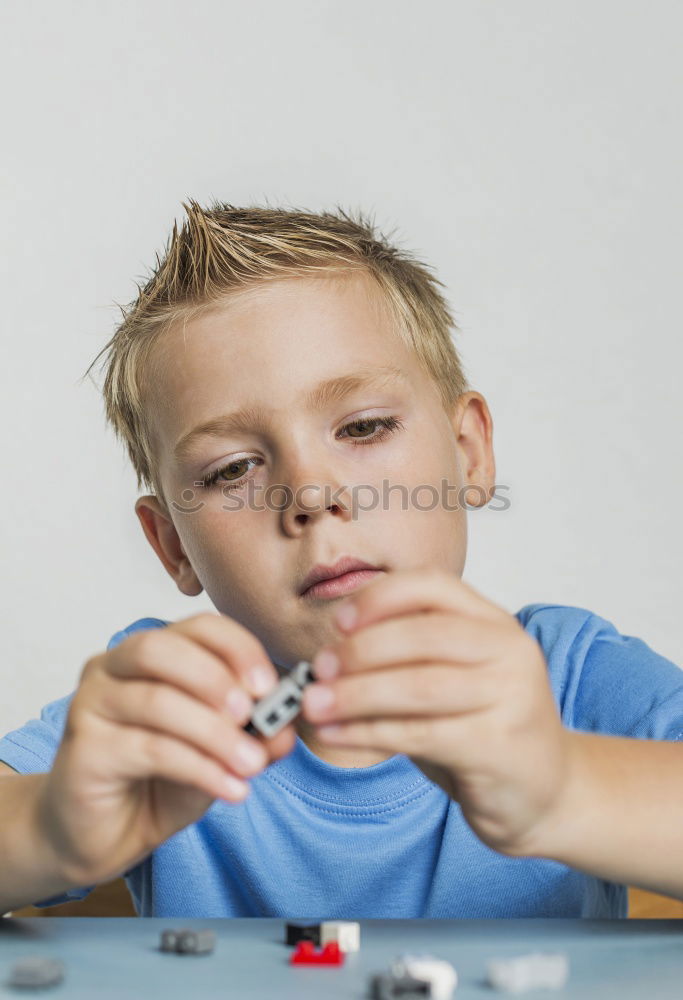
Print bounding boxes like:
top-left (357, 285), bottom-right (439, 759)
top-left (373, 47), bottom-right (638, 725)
top-left (290, 940), bottom-right (345, 966)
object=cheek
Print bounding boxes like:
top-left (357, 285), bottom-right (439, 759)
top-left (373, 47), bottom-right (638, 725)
top-left (179, 507), bottom-right (254, 576)
top-left (400, 433), bottom-right (460, 487)
top-left (390, 438), bottom-right (467, 538)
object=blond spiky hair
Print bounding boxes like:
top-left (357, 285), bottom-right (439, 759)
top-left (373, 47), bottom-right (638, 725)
top-left (83, 199), bottom-right (470, 506)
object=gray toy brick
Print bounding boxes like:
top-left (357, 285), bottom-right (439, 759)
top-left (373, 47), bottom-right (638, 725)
top-left (160, 929), bottom-right (180, 951)
top-left (245, 660), bottom-right (315, 738)
top-left (159, 927), bottom-right (216, 955)
top-left (8, 956), bottom-right (65, 988)
top-left (176, 929), bottom-right (216, 954)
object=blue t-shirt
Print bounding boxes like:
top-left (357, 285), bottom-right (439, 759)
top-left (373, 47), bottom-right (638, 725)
top-left (2, 604), bottom-right (683, 918)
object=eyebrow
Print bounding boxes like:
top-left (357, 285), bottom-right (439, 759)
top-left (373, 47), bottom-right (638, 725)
top-left (173, 364), bottom-right (408, 463)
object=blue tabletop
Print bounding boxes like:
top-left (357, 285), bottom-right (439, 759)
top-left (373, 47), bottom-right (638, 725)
top-left (2, 918), bottom-right (683, 998)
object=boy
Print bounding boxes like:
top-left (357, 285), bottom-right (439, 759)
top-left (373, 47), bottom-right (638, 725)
top-left (1, 200), bottom-right (682, 918)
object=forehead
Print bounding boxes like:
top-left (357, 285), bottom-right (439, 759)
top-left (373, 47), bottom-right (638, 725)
top-left (146, 271), bottom-right (425, 450)
top-left (156, 270), bottom-right (397, 366)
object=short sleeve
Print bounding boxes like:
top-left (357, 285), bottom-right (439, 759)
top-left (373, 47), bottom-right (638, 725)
top-left (0, 691), bottom-right (77, 776)
top-left (517, 603), bottom-right (683, 741)
top-left (570, 616), bottom-right (683, 741)
top-left (106, 616), bottom-right (170, 650)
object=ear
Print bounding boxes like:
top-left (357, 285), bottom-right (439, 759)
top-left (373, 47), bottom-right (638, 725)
top-left (449, 392), bottom-right (497, 509)
top-left (134, 495), bottom-right (204, 596)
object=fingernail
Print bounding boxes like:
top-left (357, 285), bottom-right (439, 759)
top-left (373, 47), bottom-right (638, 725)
top-left (225, 687), bottom-right (252, 720)
top-left (248, 665), bottom-right (276, 698)
top-left (306, 684), bottom-right (335, 712)
top-left (223, 773), bottom-right (250, 798)
top-left (235, 737), bottom-right (266, 772)
top-left (335, 602), bottom-right (358, 630)
top-left (313, 649), bottom-right (339, 680)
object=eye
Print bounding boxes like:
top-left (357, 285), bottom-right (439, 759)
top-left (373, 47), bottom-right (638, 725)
top-left (198, 457), bottom-right (260, 490)
top-left (338, 415), bottom-right (403, 445)
top-left (197, 415), bottom-right (404, 491)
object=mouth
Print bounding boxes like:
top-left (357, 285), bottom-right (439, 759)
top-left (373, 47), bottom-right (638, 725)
top-left (300, 556), bottom-right (385, 600)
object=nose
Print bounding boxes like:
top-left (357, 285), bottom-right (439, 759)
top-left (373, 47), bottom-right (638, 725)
top-left (276, 452), bottom-right (353, 533)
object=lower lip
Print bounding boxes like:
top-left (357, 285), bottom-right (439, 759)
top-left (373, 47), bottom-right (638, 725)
top-left (303, 569), bottom-right (383, 599)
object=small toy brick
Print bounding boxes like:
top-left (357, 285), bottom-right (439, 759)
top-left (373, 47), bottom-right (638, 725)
top-left (8, 956), bottom-right (65, 988)
top-left (486, 952), bottom-right (569, 993)
top-left (176, 929), bottom-right (216, 954)
top-left (243, 660), bottom-right (315, 739)
top-left (319, 920), bottom-right (360, 952)
top-left (160, 928), bottom-right (181, 951)
top-left (285, 921), bottom-right (321, 946)
top-left (369, 972), bottom-right (432, 998)
top-left (290, 940), bottom-right (344, 966)
top-left (390, 955), bottom-right (457, 1000)
top-left (159, 927), bottom-right (216, 955)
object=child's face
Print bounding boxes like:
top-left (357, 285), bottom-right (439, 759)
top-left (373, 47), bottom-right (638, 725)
top-left (136, 271), bottom-right (495, 670)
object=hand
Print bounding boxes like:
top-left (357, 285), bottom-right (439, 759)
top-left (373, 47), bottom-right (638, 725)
top-left (35, 613), bottom-right (295, 886)
top-left (301, 568), bottom-right (575, 856)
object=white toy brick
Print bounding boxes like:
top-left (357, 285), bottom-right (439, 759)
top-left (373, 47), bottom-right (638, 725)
top-left (390, 954), bottom-right (458, 999)
top-left (319, 920), bottom-right (361, 952)
top-left (486, 952), bottom-right (569, 993)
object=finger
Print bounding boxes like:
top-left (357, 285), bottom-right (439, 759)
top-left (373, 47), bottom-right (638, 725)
top-left (96, 635), bottom-right (297, 769)
top-left (302, 662), bottom-right (498, 725)
top-left (332, 567), bottom-right (508, 635)
top-left (173, 613), bottom-right (280, 700)
top-left (92, 677), bottom-right (270, 780)
top-left (313, 712), bottom-right (488, 766)
top-left (112, 727), bottom-right (252, 803)
top-left (108, 612), bottom-right (278, 713)
top-left (314, 614), bottom-right (499, 680)
top-left (106, 629), bottom-right (255, 723)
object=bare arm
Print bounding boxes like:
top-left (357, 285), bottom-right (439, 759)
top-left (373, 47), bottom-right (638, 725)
top-left (0, 769), bottom-right (91, 914)
top-left (519, 731), bottom-right (683, 900)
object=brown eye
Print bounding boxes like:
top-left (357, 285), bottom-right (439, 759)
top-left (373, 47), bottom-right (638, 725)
top-left (200, 457), bottom-right (257, 489)
top-left (346, 420), bottom-right (375, 438)
top-left (220, 460), bottom-right (249, 481)
top-left (339, 416), bottom-right (403, 447)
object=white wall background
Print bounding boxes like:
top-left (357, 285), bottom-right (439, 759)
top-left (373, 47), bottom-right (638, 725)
top-left (1, 0), bottom-right (681, 735)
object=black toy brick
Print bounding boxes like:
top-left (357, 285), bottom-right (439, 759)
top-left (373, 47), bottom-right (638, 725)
top-left (285, 921), bottom-right (321, 946)
top-left (369, 972), bottom-right (432, 999)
